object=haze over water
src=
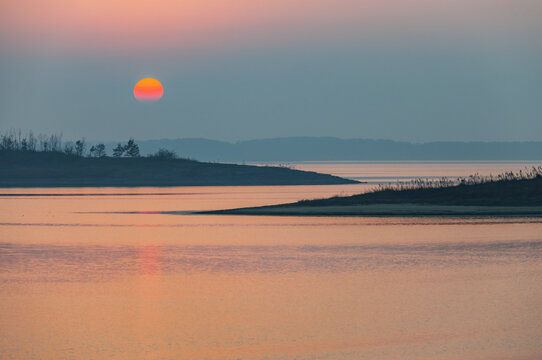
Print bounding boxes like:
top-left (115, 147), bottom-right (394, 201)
top-left (1, 162), bottom-right (541, 360)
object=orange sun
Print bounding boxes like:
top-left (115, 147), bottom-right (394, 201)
top-left (134, 78), bottom-right (163, 102)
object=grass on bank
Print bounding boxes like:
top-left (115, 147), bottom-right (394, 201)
top-left (295, 167), bottom-right (542, 207)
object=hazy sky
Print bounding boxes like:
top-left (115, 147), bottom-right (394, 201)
top-left (1, 0), bottom-right (541, 142)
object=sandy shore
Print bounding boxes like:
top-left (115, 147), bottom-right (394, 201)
top-left (199, 203), bottom-right (542, 217)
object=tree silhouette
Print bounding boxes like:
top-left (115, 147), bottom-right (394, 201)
top-left (89, 144), bottom-right (106, 158)
top-left (20, 138), bottom-right (28, 151)
top-left (112, 143), bottom-right (124, 157)
top-left (75, 139), bottom-right (85, 157)
top-left (94, 143), bottom-right (106, 157)
top-left (48, 134), bottom-right (62, 152)
top-left (64, 142), bottom-right (75, 155)
top-left (149, 148), bottom-right (177, 159)
top-left (125, 139), bottom-right (140, 157)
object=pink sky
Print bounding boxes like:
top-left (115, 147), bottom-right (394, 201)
top-left (2, 0), bottom-right (541, 52)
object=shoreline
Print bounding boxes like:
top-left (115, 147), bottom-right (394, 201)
top-left (195, 174), bottom-right (542, 217)
top-left (198, 203), bottom-right (542, 217)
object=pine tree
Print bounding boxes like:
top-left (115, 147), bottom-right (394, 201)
top-left (112, 143), bottom-right (124, 157)
top-left (94, 144), bottom-right (106, 158)
top-left (125, 139), bottom-right (140, 157)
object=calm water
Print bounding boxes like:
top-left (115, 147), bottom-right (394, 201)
top-left (1, 162), bottom-right (541, 360)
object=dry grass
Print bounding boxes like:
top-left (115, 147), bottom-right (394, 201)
top-left (372, 166), bottom-right (542, 193)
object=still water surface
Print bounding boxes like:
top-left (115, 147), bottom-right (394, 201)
top-left (1, 162), bottom-right (541, 359)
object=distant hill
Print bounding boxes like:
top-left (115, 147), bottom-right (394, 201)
top-left (112, 137), bottom-right (542, 162)
top-left (0, 151), bottom-right (357, 188)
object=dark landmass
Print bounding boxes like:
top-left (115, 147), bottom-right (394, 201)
top-left (0, 151), bottom-right (357, 187)
top-left (295, 176), bottom-right (542, 207)
top-left (201, 176), bottom-right (542, 216)
top-left (125, 137), bottom-right (542, 162)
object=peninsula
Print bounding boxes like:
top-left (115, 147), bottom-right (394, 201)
top-left (202, 169), bottom-right (542, 216)
top-left (0, 150), bottom-right (357, 187)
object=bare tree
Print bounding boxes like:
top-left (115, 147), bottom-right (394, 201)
top-left (0, 130), bottom-right (62, 152)
top-left (49, 134), bottom-right (62, 152)
top-left (37, 134), bottom-right (48, 151)
top-left (27, 131), bottom-right (36, 151)
top-left (20, 138), bottom-right (28, 151)
top-left (64, 141), bottom-right (75, 155)
top-left (0, 130), bottom-right (16, 151)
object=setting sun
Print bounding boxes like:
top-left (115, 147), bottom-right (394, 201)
top-left (134, 78), bottom-right (163, 102)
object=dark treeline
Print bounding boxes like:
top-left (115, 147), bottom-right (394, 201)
top-left (0, 130), bottom-right (177, 159)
